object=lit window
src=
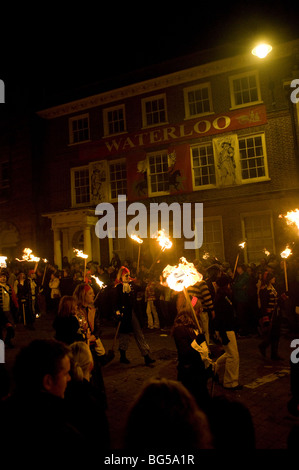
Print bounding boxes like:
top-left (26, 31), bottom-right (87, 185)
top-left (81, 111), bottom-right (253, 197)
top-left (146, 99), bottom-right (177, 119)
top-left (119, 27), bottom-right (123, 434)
top-left (109, 161), bottom-right (127, 200)
top-left (191, 144), bottom-right (216, 187)
top-left (69, 114), bottom-right (90, 144)
top-left (103, 105), bottom-right (126, 136)
top-left (142, 94), bottom-right (167, 127)
top-left (184, 83), bottom-right (213, 118)
top-left (148, 152), bottom-right (169, 194)
top-left (230, 72), bottom-right (261, 108)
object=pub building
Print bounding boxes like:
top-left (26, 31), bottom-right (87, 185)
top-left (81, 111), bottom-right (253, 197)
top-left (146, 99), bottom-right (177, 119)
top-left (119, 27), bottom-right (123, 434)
top-left (1, 38), bottom-right (299, 268)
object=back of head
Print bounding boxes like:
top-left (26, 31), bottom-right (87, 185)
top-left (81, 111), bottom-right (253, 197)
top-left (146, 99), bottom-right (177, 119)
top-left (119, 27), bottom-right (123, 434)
top-left (69, 341), bottom-right (93, 381)
top-left (124, 378), bottom-right (212, 450)
top-left (13, 339), bottom-right (70, 395)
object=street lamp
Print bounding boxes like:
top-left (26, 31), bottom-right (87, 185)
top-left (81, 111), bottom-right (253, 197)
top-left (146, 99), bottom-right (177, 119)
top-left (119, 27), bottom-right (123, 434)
top-left (251, 43), bottom-right (272, 58)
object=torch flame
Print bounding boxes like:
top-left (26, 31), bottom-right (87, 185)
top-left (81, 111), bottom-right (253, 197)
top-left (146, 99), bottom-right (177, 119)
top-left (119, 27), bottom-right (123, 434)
top-left (130, 234), bottom-right (143, 244)
top-left (280, 209), bottom-right (299, 232)
top-left (73, 248), bottom-right (88, 259)
top-left (0, 256), bottom-right (7, 268)
top-left (91, 275), bottom-right (106, 289)
top-left (280, 246), bottom-right (292, 259)
top-left (162, 257), bottom-right (203, 292)
top-left (154, 229), bottom-right (172, 251)
top-left (239, 242), bottom-right (246, 249)
top-left (16, 248), bottom-right (40, 262)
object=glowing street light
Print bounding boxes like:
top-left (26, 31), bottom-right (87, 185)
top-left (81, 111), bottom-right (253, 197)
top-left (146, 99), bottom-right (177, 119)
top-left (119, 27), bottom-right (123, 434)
top-left (251, 43), bottom-right (272, 59)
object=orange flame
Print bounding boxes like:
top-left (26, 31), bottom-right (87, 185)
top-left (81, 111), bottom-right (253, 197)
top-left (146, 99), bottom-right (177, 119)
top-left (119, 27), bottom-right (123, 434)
top-left (154, 229), bottom-right (172, 251)
top-left (280, 245), bottom-right (292, 259)
top-left (91, 275), bottom-right (106, 289)
top-left (130, 234), bottom-right (143, 244)
top-left (280, 209), bottom-right (299, 231)
top-left (162, 257), bottom-right (202, 292)
top-left (16, 248), bottom-right (40, 262)
top-left (73, 248), bottom-right (88, 259)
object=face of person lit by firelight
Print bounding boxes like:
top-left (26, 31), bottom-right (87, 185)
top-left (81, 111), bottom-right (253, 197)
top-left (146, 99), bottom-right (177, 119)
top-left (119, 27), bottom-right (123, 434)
top-left (84, 287), bottom-right (95, 305)
top-left (44, 355), bottom-right (71, 398)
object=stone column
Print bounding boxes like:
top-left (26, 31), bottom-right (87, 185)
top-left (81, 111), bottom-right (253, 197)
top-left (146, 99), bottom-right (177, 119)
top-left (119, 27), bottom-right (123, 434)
top-left (84, 225), bottom-right (92, 261)
top-left (53, 229), bottom-right (62, 269)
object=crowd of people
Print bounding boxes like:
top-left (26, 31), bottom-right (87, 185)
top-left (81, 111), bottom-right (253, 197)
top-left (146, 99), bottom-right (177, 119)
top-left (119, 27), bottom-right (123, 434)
top-left (1, 248), bottom-right (299, 454)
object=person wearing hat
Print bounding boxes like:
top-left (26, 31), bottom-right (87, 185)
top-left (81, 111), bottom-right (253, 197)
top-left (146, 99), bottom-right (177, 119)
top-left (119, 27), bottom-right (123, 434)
top-left (0, 269), bottom-right (18, 348)
top-left (213, 274), bottom-right (242, 390)
top-left (114, 266), bottom-right (155, 366)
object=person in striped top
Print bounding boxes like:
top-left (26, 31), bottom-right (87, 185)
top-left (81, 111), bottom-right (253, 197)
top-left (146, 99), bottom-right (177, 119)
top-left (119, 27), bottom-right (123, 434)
top-left (187, 278), bottom-right (215, 345)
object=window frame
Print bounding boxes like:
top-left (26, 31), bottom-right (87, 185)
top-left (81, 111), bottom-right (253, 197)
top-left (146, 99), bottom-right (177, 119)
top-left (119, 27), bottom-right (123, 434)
top-left (229, 70), bottom-right (262, 110)
top-left (195, 216), bottom-right (225, 262)
top-left (71, 165), bottom-right (91, 207)
top-left (239, 132), bottom-right (269, 184)
top-left (108, 158), bottom-right (127, 202)
top-left (141, 93), bottom-right (168, 128)
top-left (103, 104), bottom-right (127, 137)
top-left (241, 210), bottom-right (275, 264)
top-left (190, 141), bottom-right (217, 190)
top-left (68, 113), bottom-right (90, 145)
top-left (147, 150), bottom-right (170, 197)
top-left (183, 82), bottom-right (214, 119)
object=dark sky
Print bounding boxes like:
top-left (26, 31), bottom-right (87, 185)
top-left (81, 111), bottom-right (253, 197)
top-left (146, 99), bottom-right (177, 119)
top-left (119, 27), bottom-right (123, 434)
top-left (1, 1), bottom-right (299, 110)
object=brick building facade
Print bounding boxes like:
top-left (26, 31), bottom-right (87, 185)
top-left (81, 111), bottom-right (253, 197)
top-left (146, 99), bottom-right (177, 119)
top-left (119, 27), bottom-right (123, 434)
top-left (2, 39), bottom-right (299, 270)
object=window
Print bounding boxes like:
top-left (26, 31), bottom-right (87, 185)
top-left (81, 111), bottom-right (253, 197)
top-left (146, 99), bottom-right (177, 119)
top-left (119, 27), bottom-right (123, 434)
top-left (184, 83), bottom-right (213, 118)
top-left (71, 167), bottom-right (90, 206)
top-left (103, 105), bottom-right (126, 136)
top-left (191, 143), bottom-right (216, 188)
top-left (239, 134), bottom-right (267, 181)
top-left (69, 114), bottom-right (90, 144)
top-left (142, 94), bottom-right (167, 127)
top-left (241, 212), bottom-right (275, 264)
top-left (198, 217), bottom-right (224, 261)
top-left (229, 71), bottom-right (261, 108)
top-left (109, 160), bottom-right (127, 200)
top-left (0, 161), bottom-right (9, 188)
top-left (148, 151), bottom-right (169, 195)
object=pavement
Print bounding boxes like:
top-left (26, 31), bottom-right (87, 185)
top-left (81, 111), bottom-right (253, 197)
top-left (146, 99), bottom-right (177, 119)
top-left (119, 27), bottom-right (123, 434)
top-left (2, 311), bottom-right (299, 450)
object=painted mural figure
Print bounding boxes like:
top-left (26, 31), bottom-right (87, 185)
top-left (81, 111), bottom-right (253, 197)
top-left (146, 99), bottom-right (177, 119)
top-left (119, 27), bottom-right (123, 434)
top-left (217, 141), bottom-right (236, 186)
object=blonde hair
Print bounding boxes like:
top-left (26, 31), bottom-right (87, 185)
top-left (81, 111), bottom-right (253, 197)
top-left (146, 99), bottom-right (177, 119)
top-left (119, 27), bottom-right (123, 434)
top-left (70, 341), bottom-right (93, 381)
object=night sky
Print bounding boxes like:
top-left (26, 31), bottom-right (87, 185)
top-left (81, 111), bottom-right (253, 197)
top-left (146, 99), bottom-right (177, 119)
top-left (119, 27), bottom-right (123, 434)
top-left (1, 1), bottom-right (299, 111)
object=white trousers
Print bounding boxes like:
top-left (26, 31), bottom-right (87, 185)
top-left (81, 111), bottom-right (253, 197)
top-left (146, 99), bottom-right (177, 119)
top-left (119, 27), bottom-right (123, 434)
top-left (215, 330), bottom-right (240, 388)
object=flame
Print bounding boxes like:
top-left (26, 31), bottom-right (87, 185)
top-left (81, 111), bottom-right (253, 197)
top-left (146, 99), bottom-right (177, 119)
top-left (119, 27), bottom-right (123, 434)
top-left (162, 257), bottom-right (203, 292)
top-left (202, 252), bottom-right (210, 260)
top-left (263, 249), bottom-right (270, 256)
top-left (130, 234), bottom-right (143, 244)
top-left (0, 256), bottom-right (7, 268)
top-left (280, 209), bottom-right (299, 232)
top-left (154, 229), bottom-right (172, 251)
top-left (73, 248), bottom-right (88, 259)
top-left (16, 248), bottom-right (40, 262)
top-left (239, 242), bottom-right (246, 249)
top-left (91, 275), bottom-right (106, 289)
top-left (280, 245), bottom-right (292, 259)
